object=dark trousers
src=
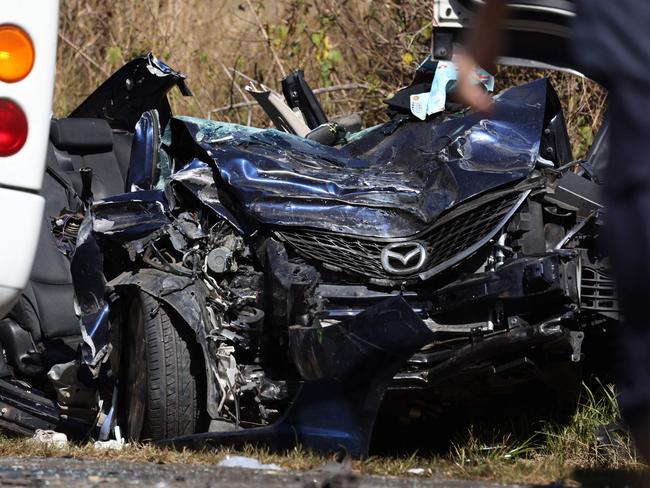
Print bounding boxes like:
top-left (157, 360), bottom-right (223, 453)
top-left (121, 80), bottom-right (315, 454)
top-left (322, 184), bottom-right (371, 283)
top-left (603, 81), bottom-right (650, 421)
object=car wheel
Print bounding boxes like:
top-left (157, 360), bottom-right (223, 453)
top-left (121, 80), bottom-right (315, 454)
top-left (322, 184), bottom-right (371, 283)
top-left (122, 291), bottom-right (201, 441)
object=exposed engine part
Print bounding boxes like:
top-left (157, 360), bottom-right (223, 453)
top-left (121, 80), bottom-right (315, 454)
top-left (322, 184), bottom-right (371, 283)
top-left (214, 344), bottom-right (240, 421)
top-left (51, 212), bottom-right (84, 256)
top-left (569, 330), bottom-right (585, 362)
top-left (174, 211), bottom-right (205, 240)
top-left (47, 361), bottom-right (98, 410)
top-left (424, 317), bottom-right (494, 334)
top-left (494, 231), bottom-right (508, 269)
top-left (207, 247), bottom-right (234, 275)
top-left (241, 366), bottom-right (287, 403)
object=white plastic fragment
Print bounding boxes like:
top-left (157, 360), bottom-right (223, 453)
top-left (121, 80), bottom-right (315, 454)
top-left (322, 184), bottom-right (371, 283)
top-left (93, 439), bottom-right (125, 450)
top-left (407, 468), bottom-right (427, 475)
top-left (94, 425), bottom-right (126, 450)
top-left (217, 455), bottom-right (281, 471)
top-left (29, 429), bottom-right (68, 447)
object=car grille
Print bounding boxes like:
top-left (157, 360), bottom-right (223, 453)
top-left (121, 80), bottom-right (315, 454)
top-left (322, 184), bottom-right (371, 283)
top-left (581, 267), bottom-right (619, 313)
top-left (275, 189), bottom-right (528, 282)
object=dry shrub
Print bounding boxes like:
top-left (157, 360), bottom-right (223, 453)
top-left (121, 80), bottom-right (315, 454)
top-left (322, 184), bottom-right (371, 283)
top-left (56, 0), bottom-right (604, 157)
top-left (55, 0), bottom-right (431, 122)
top-left (497, 66), bottom-right (607, 159)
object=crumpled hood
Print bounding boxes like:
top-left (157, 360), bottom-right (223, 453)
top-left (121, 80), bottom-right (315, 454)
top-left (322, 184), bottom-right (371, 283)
top-left (171, 79), bottom-right (550, 238)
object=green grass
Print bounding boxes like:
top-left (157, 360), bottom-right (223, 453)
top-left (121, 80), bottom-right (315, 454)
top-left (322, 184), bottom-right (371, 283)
top-left (0, 381), bottom-right (644, 485)
top-left (540, 381), bottom-right (637, 468)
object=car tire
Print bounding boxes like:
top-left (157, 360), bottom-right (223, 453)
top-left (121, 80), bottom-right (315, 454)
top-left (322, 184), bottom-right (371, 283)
top-left (123, 291), bottom-right (201, 441)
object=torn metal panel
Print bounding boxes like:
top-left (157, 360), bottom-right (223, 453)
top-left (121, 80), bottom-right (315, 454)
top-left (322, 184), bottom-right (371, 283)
top-left (125, 110), bottom-right (162, 192)
top-left (289, 295), bottom-right (435, 381)
top-left (160, 296), bottom-right (435, 456)
top-left (168, 161), bottom-right (245, 235)
top-left (265, 239), bottom-right (321, 330)
top-left (393, 320), bottom-right (574, 389)
top-left (72, 191), bottom-right (171, 367)
top-left (70, 216), bottom-right (110, 367)
top-left (70, 52), bottom-right (191, 130)
top-left (91, 192), bottom-right (170, 240)
top-left (430, 251), bottom-right (581, 315)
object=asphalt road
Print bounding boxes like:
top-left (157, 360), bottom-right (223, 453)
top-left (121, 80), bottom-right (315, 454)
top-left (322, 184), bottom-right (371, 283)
top-left (0, 456), bottom-right (541, 488)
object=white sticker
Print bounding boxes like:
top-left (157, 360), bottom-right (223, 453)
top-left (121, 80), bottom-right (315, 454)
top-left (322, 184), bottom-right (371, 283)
top-left (410, 93), bottom-right (429, 120)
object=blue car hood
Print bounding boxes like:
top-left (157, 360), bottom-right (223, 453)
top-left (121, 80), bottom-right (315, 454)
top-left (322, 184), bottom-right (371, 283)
top-left (170, 79), bottom-right (550, 238)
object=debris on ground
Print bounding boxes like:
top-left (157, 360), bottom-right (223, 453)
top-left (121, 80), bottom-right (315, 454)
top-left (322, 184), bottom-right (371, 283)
top-left (93, 439), bottom-right (126, 450)
top-left (28, 430), bottom-right (68, 448)
top-left (217, 455), bottom-right (282, 471)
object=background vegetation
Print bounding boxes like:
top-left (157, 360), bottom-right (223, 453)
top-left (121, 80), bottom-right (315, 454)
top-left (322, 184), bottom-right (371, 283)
top-left (55, 0), bottom-right (606, 157)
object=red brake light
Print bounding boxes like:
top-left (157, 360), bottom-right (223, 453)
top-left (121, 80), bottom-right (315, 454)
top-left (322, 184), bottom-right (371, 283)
top-left (0, 99), bottom-right (28, 157)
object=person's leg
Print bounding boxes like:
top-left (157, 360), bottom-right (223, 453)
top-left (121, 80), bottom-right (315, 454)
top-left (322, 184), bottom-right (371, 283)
top-left (604, 81), bottom-right (650, 463)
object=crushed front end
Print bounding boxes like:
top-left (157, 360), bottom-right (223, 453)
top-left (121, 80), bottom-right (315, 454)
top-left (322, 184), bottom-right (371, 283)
top-left (80, 76), bottom-right (614, 455)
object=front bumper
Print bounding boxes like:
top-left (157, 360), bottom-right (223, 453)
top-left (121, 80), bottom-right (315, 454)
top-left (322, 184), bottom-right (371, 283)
top-left (318, 251), bottom-right (582, 392)
top-left (395, 251), bottom-right (582, 390)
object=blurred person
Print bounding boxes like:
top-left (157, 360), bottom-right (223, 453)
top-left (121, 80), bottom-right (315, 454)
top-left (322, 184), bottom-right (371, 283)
top-left (455, 0), bottom-right (650, 464)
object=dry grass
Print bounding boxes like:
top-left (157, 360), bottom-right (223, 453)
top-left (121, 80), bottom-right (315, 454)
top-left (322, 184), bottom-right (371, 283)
top-left (55, 0), bottom-right (427, 124)
top-left (0, 440), bottom-right (625, 486)
top-left (55, 0), bottom-right (605, 158)
top-left (0, 383), bottom-right (644, 485)
top-left (0, 439), bottom-right (570, 484)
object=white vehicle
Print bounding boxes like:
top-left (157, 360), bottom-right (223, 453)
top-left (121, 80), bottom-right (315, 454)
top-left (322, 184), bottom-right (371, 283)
top-left (0, 2), bottom-right (60, 316)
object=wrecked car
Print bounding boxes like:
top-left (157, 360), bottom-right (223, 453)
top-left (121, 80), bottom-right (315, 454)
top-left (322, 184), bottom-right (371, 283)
top-left (0, 2), bottom-right (616, 456)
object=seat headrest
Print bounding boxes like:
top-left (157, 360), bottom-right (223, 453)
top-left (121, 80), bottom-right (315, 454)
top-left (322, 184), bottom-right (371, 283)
top-left (50, 118), bottom-right (114, 151)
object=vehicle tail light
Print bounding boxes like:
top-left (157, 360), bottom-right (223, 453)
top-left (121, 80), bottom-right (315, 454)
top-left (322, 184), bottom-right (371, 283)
top-left (0, 99), bottom-right (28, 157)
top-left (0, 25), bottom-right (35, 83)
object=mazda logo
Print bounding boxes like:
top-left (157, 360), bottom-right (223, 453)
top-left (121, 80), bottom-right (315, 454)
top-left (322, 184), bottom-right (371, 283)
top-left (380, 242), bottom-right (427, 275)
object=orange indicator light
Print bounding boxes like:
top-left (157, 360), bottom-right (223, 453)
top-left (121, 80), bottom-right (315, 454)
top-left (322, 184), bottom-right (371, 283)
top-left (0, 25), bottom-right (35, 83)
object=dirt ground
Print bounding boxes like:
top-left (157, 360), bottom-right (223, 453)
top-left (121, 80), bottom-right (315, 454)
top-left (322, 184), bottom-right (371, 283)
top-left (0, 456), bottom-right (540, 488)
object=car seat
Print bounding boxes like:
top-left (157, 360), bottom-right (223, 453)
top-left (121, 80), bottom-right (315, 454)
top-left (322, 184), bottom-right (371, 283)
top-left (0, 118), bottom-right (133, 380)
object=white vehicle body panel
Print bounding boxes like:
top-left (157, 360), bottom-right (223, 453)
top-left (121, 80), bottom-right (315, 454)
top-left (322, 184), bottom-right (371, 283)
top-left (432, 0), bottom-right (576, 69)
top-left (0, 1), bottom-right (59, 316)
